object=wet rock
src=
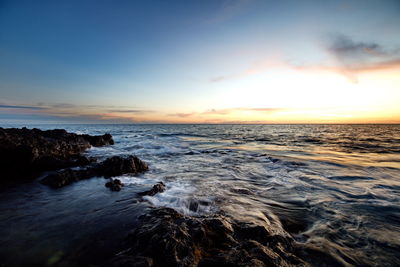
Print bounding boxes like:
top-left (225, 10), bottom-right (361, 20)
top-left (109, 208), bottom-right (307, 267)
top-left (111, 184), bottom-right (122, 192)
top-left (41, 156), bottom-right (148, 188)
top-left (280, 217), bottom-right (308, 234)
top-left (105, 179), bottom-right (124, 192)
top-left (98, 156), bottom-right (148, 178)
top-left (0, 127), bottom-right (114, 183)
top-left (138, 182), bottom-right (165, 196)
top-left (80, 133), bottom-right (114, 146)
top-left (41, 168), bottom-right (96, 188)
top-left (189, 200), bottom-right (199, 212)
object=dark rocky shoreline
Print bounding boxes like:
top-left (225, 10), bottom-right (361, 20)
top-left (0, 127), bottom-right (148, 188)
top-left (41, 155), bottom-right (149, 188)
top-left (109, 208), bottom-right (308, 267)
top-left (0, 127), bottom-right (320, 267)
top-left (0, 127), bottom-right (111, 182)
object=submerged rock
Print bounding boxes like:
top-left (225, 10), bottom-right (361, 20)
top-left (138, 182), bottom-right (166, 196)
top-left (41, 155), bottom-right (148, 188)
top-left (0, 127), bottom-right (114, 183)
top-left (109, 208), bottom-right (307, 267)
top-left (105, 178), bottom-right (124, 192)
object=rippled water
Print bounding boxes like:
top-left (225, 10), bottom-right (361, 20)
top-left (0, 124), bottom-right (399, 266)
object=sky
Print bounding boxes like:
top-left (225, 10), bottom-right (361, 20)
top-left (0, 0), bottom-right (400, 124)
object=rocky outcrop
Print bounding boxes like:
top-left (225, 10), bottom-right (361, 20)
top-left (138, 182), bottom-right (166, 196)
top-left (97, 156), bottom-right (148, 177)
top-left (41, 156), bottom-right (148, 188)
top-left (0, 127), bottom-right (114, 183)
top-left (109, 208), bottom-right (307, 267)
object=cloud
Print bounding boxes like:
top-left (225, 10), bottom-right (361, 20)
top-left (324, 34), bottom-right (400, 82)
top-left (209, 76), bottom-right (227, 82)
top-left (0, 104), bottom-right (47, 110)
top-left (210, 61), bottom-right (279, 82)
top-left (250, 108), bottom-right (284, 112)
top-left (38, 103), bottom-right (77, 109)
top-left (328, 34), bottom-right (387, 63)
top-left (210, 34), bottom-right (400, 84)
top-left (325, 34), bottom-right (400, 71)
top-left (0, 102), bottom-right (154, 123)
top-left (169, 107), bottom-right (284, 118)
top-left (349, 58), bottom-right (400, 71)
top-left (169, 112), bottom-right (196, 118)
top-left (107, 109), bottom-right (153, 113)
top-left (203, 107), bottom-right (284, 114)
top-left (202, 108), bottom-right (231, 115)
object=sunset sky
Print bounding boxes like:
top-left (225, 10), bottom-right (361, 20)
top-left (0, 0), bottom-right (399, 123)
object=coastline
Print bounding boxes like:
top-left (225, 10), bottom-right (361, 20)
top-left (0, 127), bottom-right (308, 266)
top-left (1, 125), bottom-right (399, 266)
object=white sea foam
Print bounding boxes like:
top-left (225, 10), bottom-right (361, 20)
top-left (143, 181), bottom-right (215, 216)
top-left (111, 176), bottom-right (215, 216)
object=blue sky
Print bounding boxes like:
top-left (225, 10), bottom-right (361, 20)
top-left (1, 0), bottom-right (400, 123)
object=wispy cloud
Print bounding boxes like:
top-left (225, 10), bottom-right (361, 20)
top-left (107, 109), bottom-right (153, 113)
top-left (210, 34), bottom-right (400, 84)
top-left (202, 108), bottom-right (231, 115)
top-left (203, 107), bottom-right (284, 114)
top-left (210, 61), bottom-right (279, 82)
top-left (0, 102), bottom-right (153, 123)
top-left (169, 107), bottom-right (284, 118)
top-left (168, 112), bottom-right (196, 118)
top-left (0, 104), bottom-right (47, 110)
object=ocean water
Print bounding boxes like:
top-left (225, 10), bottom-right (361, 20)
top-left (0, 124), bottom-right (399, 266)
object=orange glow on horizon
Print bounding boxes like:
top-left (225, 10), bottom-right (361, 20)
top-left (4, 64), bottom-right (399, 124)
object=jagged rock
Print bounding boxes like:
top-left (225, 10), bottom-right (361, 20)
top-left (41, 156), bottom-right (148, 188)
top-left (108, 208), bottom-right (307, 267)
top-left (80, 133), bottom-right (114, 146)
top-left (97, 156), bottom-right (148, 178)
top-left (138, 182), bottom-right (165, 196)
top-left (0, 127), bottom-right (114, 183)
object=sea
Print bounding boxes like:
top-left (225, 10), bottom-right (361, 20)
top-left (0, 124), bottom-right (399, 266)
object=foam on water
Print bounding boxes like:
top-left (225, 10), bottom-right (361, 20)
top-left (143, 181), bottom-right (216, 216)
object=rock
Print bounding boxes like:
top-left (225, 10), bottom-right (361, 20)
top-left (105, 179), bottom-right (124, 192)
top-left (41, 168), bottom-right (96, 188)
top-left (97, 156), bottom-right (148, 178)
top-left (80, 133), bottom-right (114, 146)
top-left (41, 156), bottom-right (148, 188)
top-left (113, 179), bottom-right (123, 185)
top-left (189, 200), bottom-right (199, 212)
top-left (108, 208), bottom-right (307, 267)
top-left (138, 182), bottom-right (165, 196)
top-left (111, 184), bottom-right (122, 192)
top-left (0, 127), bottom-right (114, 183)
